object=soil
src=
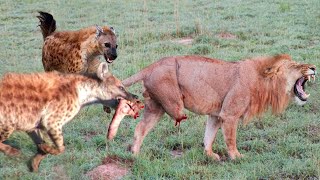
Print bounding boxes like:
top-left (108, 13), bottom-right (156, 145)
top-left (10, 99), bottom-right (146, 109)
top-left (173, 38), bottom-right (194, 45)
top-left (216, 32), bottom-right (237, 39)
top-left (86, 155), bottom-right (134, 180)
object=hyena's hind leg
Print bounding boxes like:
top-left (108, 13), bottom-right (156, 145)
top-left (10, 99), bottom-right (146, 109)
top-left (0, 127), bottom-right (20, 156)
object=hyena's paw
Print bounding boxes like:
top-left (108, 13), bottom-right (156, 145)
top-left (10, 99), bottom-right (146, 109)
top-left (5, 147), bottom-right (21, 156)
top-left (30, 153), bottom-right (47, 172)
top-left (38, 144), bottom-right (62, 155)
top-left (103, 106), bottom-right (112, 113)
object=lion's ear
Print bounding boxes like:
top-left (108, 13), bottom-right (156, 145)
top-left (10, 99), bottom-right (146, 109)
top-left (263, 66), bottom-right (280, 78)
top-left (262, 54), bottom-right (290, 77)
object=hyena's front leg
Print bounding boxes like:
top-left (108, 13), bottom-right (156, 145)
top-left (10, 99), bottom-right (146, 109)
top-left (39, 125), bottom-right (65, 155)
top-left (27, 130), bottom-right (50, 172)
top-left (41, 129), bottom-right (65, 155)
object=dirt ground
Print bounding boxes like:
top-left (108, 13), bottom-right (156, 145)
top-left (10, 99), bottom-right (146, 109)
top-left (86, 155), bottom-right (134, 180)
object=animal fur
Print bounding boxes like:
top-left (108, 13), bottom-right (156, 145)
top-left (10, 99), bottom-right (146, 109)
top-left (0, 63), bottom-right (136, 172)
top-left (37, 11), bottom-right (118, 73)
top-left (110, 54), bottom-right (316, 160)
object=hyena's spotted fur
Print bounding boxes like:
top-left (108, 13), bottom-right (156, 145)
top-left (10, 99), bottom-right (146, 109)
top-left (0, 63), bottom-right (136, 172)
top-left (37, 11), bottom-right (118, 74)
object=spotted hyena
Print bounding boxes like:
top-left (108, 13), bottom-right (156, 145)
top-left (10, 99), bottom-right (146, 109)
top-left (37, 11), bottom-right (118, 74)
top-left (0, 63), bottom-right (137, 172)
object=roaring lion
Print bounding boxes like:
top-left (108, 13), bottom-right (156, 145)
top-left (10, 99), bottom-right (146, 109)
top-left (107, 54), bottom-right (316, 160)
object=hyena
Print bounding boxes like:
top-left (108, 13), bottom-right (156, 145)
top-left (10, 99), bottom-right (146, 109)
top-left (37, 11), bottom-right (118, 74)
top-left (37, 11), bottom-right (123, 113)
top-left (0, 63), bottom-right (137, 172)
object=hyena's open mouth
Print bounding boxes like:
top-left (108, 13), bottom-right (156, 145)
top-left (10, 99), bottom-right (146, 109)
top-left (104, 54), bottom-right (117, 63)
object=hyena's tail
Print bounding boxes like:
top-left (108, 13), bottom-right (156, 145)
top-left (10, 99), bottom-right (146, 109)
top-left (37, 11), bottom-right (56, 40)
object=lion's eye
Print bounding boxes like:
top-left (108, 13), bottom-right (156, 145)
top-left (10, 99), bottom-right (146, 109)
top-left (105, 43), bottom-right (111, 48)
top-left (119, 86), bottom-right (125, 91)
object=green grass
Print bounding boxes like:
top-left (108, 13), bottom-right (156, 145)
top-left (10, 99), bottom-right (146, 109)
top-left (1, 0), bottom-right (320, 179)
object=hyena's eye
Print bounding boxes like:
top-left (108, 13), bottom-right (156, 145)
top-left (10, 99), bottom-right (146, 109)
top-left (104, 43), bottom-right (111, 48)
top-left (119, 86), bottom-right (125, 91)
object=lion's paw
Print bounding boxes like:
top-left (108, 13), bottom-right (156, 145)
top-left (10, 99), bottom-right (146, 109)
top-left (206, 150), bottom-right (221, 161)
top-left (229, 150), bottom-right (243, 160)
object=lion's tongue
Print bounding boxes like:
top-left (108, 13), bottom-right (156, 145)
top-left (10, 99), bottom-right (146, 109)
top-left (296, 77), bottom-right (308, 99)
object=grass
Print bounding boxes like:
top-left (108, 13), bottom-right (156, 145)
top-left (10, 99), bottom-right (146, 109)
top-left (1, 0), bottom-right (320, 179)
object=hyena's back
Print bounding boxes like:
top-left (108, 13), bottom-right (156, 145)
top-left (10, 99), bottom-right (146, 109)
top-left (0, 72), bottom-right (77, 131)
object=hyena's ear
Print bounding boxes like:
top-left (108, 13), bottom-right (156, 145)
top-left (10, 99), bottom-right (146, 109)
top-left (110, 26), bottom-right (116, 34)
top-left (97, 62), bottom-right (110, 80)
top-left (95, 25), bottom-right (104, 38)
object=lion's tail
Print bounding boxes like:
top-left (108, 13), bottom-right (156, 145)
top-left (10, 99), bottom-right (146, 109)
top-left (123, 57), bottom-right (170, 87)
top-left (122, 70), bottom-right (147, 87)
top-left (37, 11), bottom-right (56, 40)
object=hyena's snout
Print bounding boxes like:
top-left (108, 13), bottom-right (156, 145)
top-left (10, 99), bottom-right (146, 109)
top-left (106, 48), bottom-right (117, 61)
top-left (110, 48), bottom-right (117, 60)
top-left (126, 92), bottom-right (138, 101)
top-left (114, 90), bottom-right (138, 101)
top-left (104, 48), bottom-right (117, 63)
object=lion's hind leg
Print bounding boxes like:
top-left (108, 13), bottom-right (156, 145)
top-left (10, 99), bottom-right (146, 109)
top-left (147, 84), bottom-right (186, 126)
top-left (204, 115), bottom-right (222, 161)
top-left (0, 127), bottom-right (20, 156)
top-left (131, 97), bottom-right (165, 154)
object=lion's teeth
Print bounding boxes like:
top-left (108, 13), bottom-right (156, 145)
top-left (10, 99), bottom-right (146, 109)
top-left (312, 75), bottom-right (315, 82)
top-left (308, 75), bottom-right (311, 81)
top-left (305, 94), bottom-right (310, 98)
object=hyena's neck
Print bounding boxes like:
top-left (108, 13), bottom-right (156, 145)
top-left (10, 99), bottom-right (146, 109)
top-left (76, 80), bottom-right (102, 107)
top-left (80, 35), bottom-right (101, 62)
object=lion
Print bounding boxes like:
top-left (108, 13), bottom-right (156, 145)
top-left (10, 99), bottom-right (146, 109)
top-left (107, 54), bottom-right (316, 160)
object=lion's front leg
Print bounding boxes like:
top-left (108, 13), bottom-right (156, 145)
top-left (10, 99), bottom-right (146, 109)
top-left (219, 86), bottom-right (249, 160)
top-left (221, 119), bottom-right (242, 160)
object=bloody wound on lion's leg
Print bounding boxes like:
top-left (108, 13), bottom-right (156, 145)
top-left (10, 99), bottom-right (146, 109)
top-left (175, 114), bottom-right (187, 127)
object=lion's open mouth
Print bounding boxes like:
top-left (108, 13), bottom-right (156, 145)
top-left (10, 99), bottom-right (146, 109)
top-left (294, 75), bottom-right (315, 101)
